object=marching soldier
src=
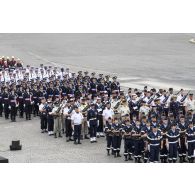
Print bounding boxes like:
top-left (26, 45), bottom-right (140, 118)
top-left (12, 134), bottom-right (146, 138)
top-left (96, 97), bottom-right (104, 137)
top-left (0, 88), bottom-right (3, 117)
top-left (17, 86), bottom-right (24, 118)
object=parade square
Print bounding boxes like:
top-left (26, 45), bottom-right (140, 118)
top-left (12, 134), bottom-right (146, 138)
top-left (0, 33), bottom-right (195, 163)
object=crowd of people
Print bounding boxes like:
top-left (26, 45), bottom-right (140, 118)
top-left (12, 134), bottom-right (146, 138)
top-left (0, 60), bottom-right (195, 163)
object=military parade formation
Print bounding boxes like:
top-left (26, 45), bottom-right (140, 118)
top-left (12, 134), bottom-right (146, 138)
top-left (0, 56), bottom-right (195, 163)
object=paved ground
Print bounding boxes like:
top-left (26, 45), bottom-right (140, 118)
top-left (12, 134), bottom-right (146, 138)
top-left (0, 33), bottom-right (195, 162)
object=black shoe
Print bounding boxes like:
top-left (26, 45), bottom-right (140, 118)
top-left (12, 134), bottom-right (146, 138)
top-left (183, 157), bottom-right (187, 162)
top-left (78, 142), bottom-right (82, 144)
top-left (124, 155), bottom-right (128, 161)
top-left (135, 158), bottom-right (138, 163)
top-left (117, 153), bottom-right (121, 157)
top-left (144, 159), bottom-right (148, 163)
top-left (54, 134), bottom-right (57, 138)
top-left (74, 141), bottom-right (77, 145)
top-left (138, 158), bottom-right (142, 163)
top-left (66, 139), bottom-right (70, 142)
top-left (59, 134), bottom-right (62, 138)
top-left (179, 157), bottom-right (183, 163)
top-left (41, 130), bottom-right (45, 133)
top-left (128, 155), bottom-right (133, 160)
top-left (84, 135), bottom-right (90, 139)
top-left (69, 138), bottom-right (74, 141)
top-left (164, 158), bottom-right (168, 163)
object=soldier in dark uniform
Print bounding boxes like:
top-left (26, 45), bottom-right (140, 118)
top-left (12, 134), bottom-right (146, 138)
top-left (9, 89), bottom-right (17, 122)
top-left (89, 78), bottom-right (97, 99)
top-left (23, 88), bottom-right (32, 120)
top-left (2, 87), bottom-right (10, 119)
top-left (110, 76), bottom-right (120, 95)
top-left (32, 85), bottom-right (39, 117)
top-left (131, 120), bottom-right (143, 162)
top-left (112, 118), bottom-right (123, 157)
top-left (147, 126), bottom-right (162, 163)
top-left (104, 117), bottom-right (113, 156)
top-left (96, 97), bottom-right (104, 137)
top-left (46, 100), bottom-right (54, 135)
top-left (170, 96), bottom-right (180, 119)
top-left (166, 123), bottom-right (180, 163)
top-left (186, 122), bottom-right (195, 163)
top-left (123, 120), bottom-right (134, 161)
top-left (159, 118), bottom-right (170, 163)
top-left (17, 85), bottom-right (24, 118)
top-left (87, 103), bottom-right (98, 143)
top-left (177, 115), bottom-right (188, 162)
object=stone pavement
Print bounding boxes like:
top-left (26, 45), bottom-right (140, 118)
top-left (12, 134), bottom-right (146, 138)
top-left (0, 116), bottom-right (125, 163)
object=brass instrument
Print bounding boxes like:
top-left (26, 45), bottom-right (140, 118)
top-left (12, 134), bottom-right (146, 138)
top-left (82, 104), bottom-right (90, 112)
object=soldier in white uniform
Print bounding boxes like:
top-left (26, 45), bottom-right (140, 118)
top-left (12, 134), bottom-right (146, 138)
top-left (184, 93), bottom-right (195, 113)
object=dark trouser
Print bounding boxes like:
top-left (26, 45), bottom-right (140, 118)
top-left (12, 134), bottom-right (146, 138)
top-left (97, 115), bottom-right (103, 133)
top-left (40, 114), bottom-right (47, 130)
top-left (130, 110), bottom-right (139, 120)
top-left (10, 105), bottom-right (16, 121)
top-left (0, 103), bottom-right (3, 116)
top-left (33, 103), bottom-right (39, 116)
top-left (74, 124), bottom-right (82, 142)
top-left (150, 145), bottom-right (160, 162)
top-left (18, 103), bottom-right (24, 117)
top-left (168, 143), bottom-right (178, 162)
top-left (25, 105), bottom-right (32, 119)
top-left (65, 118), bottom-right (72, 137)
top-left (179, 136), bottom-right (187, 157)
top-left (134, 139), bottom-right (142, 159)
top-left (106, 135), bottom-right (113, 150)
top-left (47, 118), bottom-right (54, 132)
top-left (187, 142), bottom-right (195, 160)
top-left (160, 139), bottom-right (168, 161)
top-left (124, 139), bottom-right (134, 156)
top-left (112, 136), bottom-right (122, 153)
top-left (89, 120), bottom-right (97, 138)
top-left (4, 104), bottom-right (9, 119)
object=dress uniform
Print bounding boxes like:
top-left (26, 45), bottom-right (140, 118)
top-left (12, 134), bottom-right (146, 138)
top-left (147, 126), bottom-right (162, 162)
top-left (71, 107), bottom-right (84, 144)
top-left (186, 122), bottom-right (195, 163)
top-left (39, 99), bottom-right (48, 133)
top-left (170, 96), bottom-right (180, 119)
top-left (112, 118), bottom-right (123, 157)
top-left (46, 100), bottom-right (54, 135)
top-left (177, 116), bottom-right (188, 162)
top-left (123, 120), bottom-right (134, 161)
top-left (17, 87), bottom-right (24, 118)
top-left (159, 118), bottom-right (170, 163)
top-left (96, 98), bottom-right (104, 137)
top-left (166, 124), bottom-right (180, 163)
top-left (104, 117), bottom-right (114, 156)
top-left (87, 103), bottom-right (98, 143)
top-left (32, 87), bottom-right (39, 117)
top-left (23, 89), bottom-right (32, 120)
top-left (63, 102), bottom-right (74, 142)
top-left (2, 88), bottom-right (10, 119)
top-left (9, 91), bottom-right (17, 122)
top-left (131, 120), bottom-right (143, 162)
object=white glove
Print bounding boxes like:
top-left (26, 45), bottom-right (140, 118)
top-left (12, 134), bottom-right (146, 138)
top-left (97, 120), bottom-right (99, 127)
top-left (87, 121), bottom-right (90, 128)
top-left (8, 106), bottom-right (11, 110)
